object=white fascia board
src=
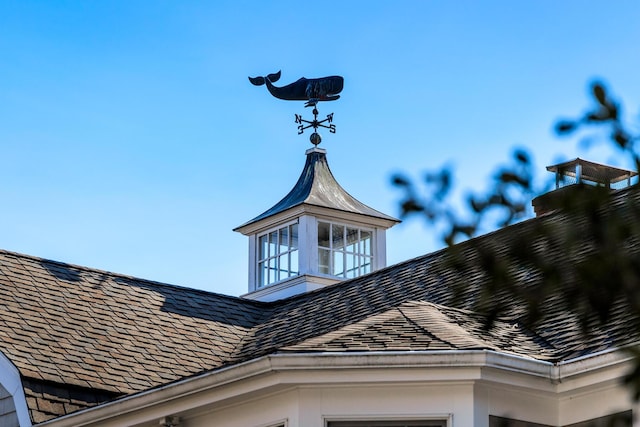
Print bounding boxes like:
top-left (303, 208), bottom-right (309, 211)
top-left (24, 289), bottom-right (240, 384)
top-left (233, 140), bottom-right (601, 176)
top-left (38, 349), bottom-right (633, 427)
top-left (554, 347), bottom-right (636, 393)
top-left (0, 351), bottom-right (32, 427)
top-left (236, 205), bottom-right (398, 236)
top-left (556, 346), bottom-right (635, 378)
top-left (241, 274), bottom-right (340, 301)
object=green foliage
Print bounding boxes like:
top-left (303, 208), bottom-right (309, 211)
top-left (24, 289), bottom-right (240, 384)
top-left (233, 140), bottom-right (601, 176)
top-left (393, 82), bottom-right (640, 403)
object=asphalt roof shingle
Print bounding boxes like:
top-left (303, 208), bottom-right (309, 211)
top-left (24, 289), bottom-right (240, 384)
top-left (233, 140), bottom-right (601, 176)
top-left (1, 186), bottom-right (639, 423)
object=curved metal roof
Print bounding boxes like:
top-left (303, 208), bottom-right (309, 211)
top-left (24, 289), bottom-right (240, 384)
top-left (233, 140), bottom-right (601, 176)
top-left (235, 148), bottom-right (399, 231)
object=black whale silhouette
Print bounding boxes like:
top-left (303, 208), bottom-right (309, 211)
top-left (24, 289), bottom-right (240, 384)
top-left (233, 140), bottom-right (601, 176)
top-left (249, 71), bottom-right (343, 106)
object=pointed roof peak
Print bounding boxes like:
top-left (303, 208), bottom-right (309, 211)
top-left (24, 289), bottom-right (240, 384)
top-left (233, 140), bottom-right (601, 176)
top-left (234, 148), bottom-right (399, 234)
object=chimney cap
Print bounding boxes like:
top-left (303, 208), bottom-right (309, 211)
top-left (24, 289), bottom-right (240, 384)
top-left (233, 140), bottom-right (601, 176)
top-left (547, 158), bottom-right (637, 188)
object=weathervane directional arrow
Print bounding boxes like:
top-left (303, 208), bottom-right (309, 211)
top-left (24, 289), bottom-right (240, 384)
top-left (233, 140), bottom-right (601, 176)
top-left (295, 108), bottom-right (336, 136)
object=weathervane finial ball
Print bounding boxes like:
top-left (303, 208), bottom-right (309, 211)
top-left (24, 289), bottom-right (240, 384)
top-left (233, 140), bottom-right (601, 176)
top-left (310, 132), bottom-right (322, 146)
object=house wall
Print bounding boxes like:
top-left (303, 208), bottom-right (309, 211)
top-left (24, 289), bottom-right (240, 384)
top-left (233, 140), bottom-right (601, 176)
top-left (185, 384), bottom-right (471, 427)
top-left (478, 377), bottom-right (638, 427)
top-left (478, 383), bottom-right (557, 426)
top-left (558, 380), bottom-right (638, 426)
top-left (131, 380), bottom-right (636, 427)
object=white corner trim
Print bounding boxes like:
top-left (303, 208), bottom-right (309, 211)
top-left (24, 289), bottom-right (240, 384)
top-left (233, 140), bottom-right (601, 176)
top-left (0, 350), bottom-right (32, 427)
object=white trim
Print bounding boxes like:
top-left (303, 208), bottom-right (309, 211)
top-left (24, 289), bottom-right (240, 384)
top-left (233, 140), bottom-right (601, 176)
top-left (299, 215), bottom-right (315, 275)
top-left (375, 228), bottom-right (387, 269)
top-left (305, 147), bottom-right (326, 155)
top-left (235, 204), bottom-right (398, 236)
top-left (0, 351), bottom-right (32, 427)
top-left (37, 349), bottom-right (634, 427)
top-left (242, 274), bottom-right (340, 301)
top-left (248, 234), bottom-right (257, 292)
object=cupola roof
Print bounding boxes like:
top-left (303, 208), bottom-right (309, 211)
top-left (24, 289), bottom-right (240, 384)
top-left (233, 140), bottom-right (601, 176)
top-left (234, 147), bottom-right (399, 234)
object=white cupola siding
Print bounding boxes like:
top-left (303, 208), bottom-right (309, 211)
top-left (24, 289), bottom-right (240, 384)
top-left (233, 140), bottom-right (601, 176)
top-left (234, 147), bottom-right (399, 301)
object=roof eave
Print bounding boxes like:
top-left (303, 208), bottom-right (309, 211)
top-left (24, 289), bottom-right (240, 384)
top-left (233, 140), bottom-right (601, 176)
top-left (234, 203), bottom-right (400, 236)
top-left (34, 348), bottom-right (635, 427)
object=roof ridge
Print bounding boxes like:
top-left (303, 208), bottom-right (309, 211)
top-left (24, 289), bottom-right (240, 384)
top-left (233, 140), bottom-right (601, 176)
top-left (397, 301), bottom-right (496, 350)
top-left (285, 308), bottom-right (407, 349)
top-left (400, 301), bottom-right (560, 359)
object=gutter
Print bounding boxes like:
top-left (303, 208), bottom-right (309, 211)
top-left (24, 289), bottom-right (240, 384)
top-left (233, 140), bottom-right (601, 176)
top-left (37, 349), bottom-right (634, 427)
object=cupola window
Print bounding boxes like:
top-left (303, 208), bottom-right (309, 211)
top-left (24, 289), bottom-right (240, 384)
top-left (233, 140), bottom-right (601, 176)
top-left (318, 221), bottom-right (372, 278)
top-left (258, 223), bottom-right (299, 287)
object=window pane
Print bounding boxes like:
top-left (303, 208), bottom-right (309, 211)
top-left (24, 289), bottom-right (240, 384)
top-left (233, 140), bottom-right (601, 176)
top-left (318, 222), bottom-right (330, 248)
top-left (279, 254), bottom-right (289, 279)
top-left (362, 256), bottom-right (372, 274)
top-left (361, 230), bottom-right (371, 256)
top-left (346, 227), bottom-right (359, 253)
top-left (269, 231), bottom-right (277, 258)
top-left (332, 224), bottom-right (344, 249)
top-left (259, 261), bottom-right (268, 287)
top-left (290, 223), bottom-right (299, 249)
top-left (259, 235), bottom-right (268, 260)
top-left (315, 223), bottom-right (375, 280)
top-left (279, 227), bottom-right (288, 253)
top-left (268, 257), bottom-right (277, 284)
top-left (318, 248), bottom-right (330, 274)
top-left (257, 224), bottom-right (301, 286)
top-left (333, 250), bottom-right (344, 277)
top-left (290, 249), bottom-right (299, 275)
top-left (346, 253), bottom-right (357, 278)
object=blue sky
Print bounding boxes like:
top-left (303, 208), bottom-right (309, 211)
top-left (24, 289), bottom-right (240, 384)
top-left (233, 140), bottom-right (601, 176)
top-left (2, 1), bottom-right (640, 296)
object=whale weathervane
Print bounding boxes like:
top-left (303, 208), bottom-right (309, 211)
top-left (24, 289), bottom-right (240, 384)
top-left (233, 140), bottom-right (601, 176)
top-left (248, 71), bottom-right (344, 107)
top-left (249, 70), bottom-right (343, 146)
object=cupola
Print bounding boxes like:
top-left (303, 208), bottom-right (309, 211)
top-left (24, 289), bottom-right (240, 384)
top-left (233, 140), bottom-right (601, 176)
top-left (234, 147), bottom-right (399, 301)
top-left (239, 70), bottom-right (399, 301)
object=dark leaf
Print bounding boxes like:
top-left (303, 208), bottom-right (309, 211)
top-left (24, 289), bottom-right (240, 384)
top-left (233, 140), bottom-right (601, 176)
top-left (469, 197), bottom-right (485, 213)
top-left (391, 175), bottom-right (410, 187)
top-left (586, 110), bottom-right (610, 122)
top-left (592, 82), bottom-right (607, 106)
top-left (514, 150), bottom-right (530, 164)
top-left (608, 101), bottom-right (619, 120)
top-left (555, 120), bottom-right (577, 134)
top-left (613, 129), bottom-right (630, 149)
top-left (498, 171), bottom-right (528, 187)
top-left (401, 199), bottom-right (423, 214)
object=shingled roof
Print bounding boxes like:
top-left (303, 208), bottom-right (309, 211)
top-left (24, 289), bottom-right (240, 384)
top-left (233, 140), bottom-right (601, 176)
top-left (1, 185), bottom-right (639, 424)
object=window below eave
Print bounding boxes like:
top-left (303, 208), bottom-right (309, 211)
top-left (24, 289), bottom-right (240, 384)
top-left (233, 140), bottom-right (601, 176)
top-left (318, 221), bottom-right (373, 279)
top-left (257, 223), bottom-right (299, 287)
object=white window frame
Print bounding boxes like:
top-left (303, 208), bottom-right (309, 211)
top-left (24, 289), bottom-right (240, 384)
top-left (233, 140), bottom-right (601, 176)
top-left (317, 220), bottom-right (375, 279)
top-left (256, 221), bottom-right (300, 288)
